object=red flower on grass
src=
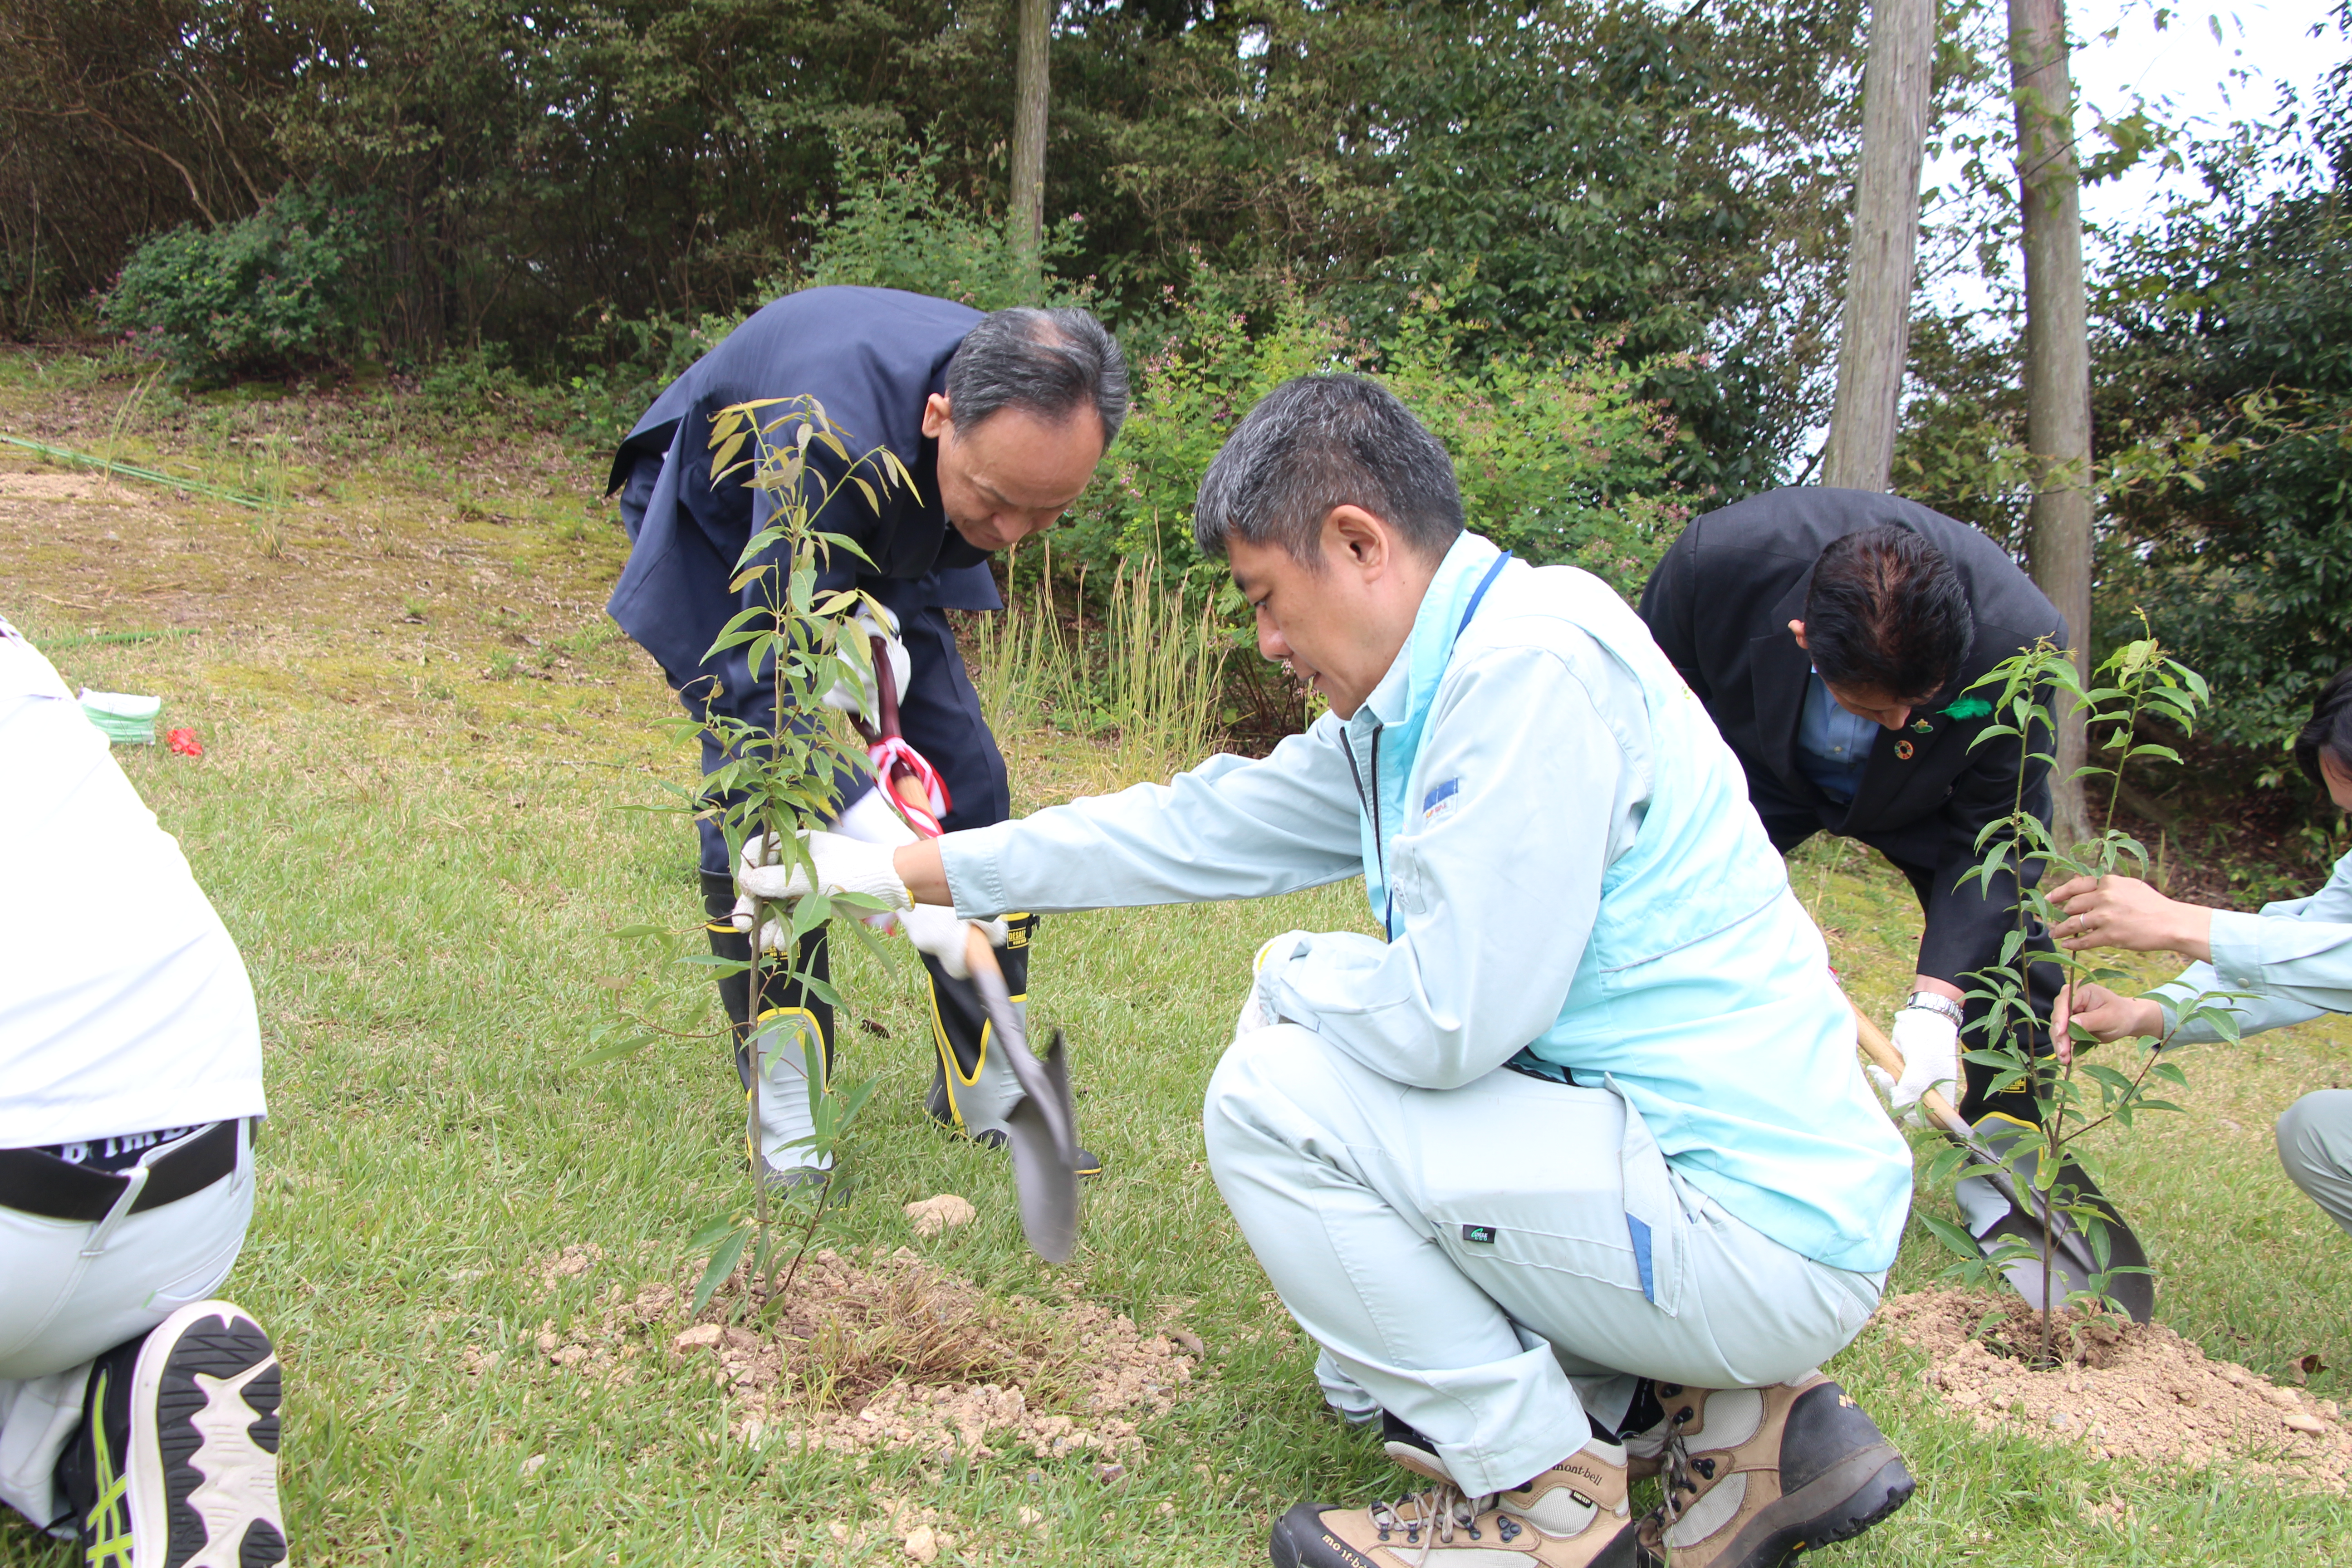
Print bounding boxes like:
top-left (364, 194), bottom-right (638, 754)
top-left (166, 727), bottom-right (204, 757)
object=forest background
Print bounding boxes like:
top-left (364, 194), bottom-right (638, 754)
top-left (4, 0), bottom-right (2349, 879)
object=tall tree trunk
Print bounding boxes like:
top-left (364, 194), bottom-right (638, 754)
top-left (1009, 0), bottom-right (1049, 301)
top-left (1824, 0), bottom-right (1935, 492)
top-left (2009, 0), bottom-right (2093, 848)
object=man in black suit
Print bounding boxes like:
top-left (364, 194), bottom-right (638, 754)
top-left (605, 288), bottom-right (1124, 1185)
top-left (1637, 488), bottom-right (2064, 1124)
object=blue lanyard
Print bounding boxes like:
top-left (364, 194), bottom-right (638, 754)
top-left (1369, 550), bottom-right (1513, 938)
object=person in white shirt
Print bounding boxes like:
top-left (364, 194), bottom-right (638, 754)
top-left (0, 615), bottom-right (286, 1566)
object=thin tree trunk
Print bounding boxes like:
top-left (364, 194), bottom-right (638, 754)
top-left (1824, 0), bottom-right (1935, 492)
top-left (2009, 0), bottom-right (2093, 847)
top-left (1009, 0), bottom-right (1049, 301)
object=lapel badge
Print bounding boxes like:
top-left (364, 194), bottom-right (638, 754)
top-left (1910, 718), bottom-right (1933, 733)
top-left (1894, 738), bottom-right (1916, 761)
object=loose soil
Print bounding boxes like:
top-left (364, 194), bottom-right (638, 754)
top-left (532, 1245), bottom-right (1199, 1470)
top-left (1880, 1289), bottom-right (2352, 1491)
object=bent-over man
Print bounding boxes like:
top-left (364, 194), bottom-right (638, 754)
top-left (607, 286), bottom-right (1125, 1184)
top-left (1637, 489), bottom-right (2067, 1127)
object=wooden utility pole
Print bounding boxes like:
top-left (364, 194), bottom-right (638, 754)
top-left (2009, 0), bottom-right (2093, 846)
top-left (1009, 0), bottom-right (1049, 301)
top-left (1824, 0), bottom-right (1936, 492)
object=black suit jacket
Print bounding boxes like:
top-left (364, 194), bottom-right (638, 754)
top-left (1636, 488), bottom-right (2065, 987)
top-left (603, 286), bottom-right (1000, 690)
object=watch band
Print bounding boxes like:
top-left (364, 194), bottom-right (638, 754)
top-left (1902, 991), bottom-right (1964, 1026)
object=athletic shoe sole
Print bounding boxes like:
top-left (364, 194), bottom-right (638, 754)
top-left (134, 1299), bottom-right (286, 1568)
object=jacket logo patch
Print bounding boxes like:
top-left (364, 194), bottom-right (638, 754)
top-left (1422, 778), bottom-right (1461, 823)
top-left (1461, 1224), bottom-right (1498, 1244)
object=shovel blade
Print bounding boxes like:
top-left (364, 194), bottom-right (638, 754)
top-left (970, 972), bottom-right (1084, 1264)
top-left (1955, 1117), bottom-right (2155, 1324)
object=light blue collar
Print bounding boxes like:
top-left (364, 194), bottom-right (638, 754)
top-left (1350, 532), bottom-right (1509, 932)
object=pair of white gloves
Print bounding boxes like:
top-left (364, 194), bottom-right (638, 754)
top-left (1865, 1002), bottom-right (1961, 1123)
top-left (732, 791), bottom-right (1005, 981)
top-left (731, 604), bottom-right (1002, 980)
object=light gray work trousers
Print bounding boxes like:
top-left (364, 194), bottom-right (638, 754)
top-left (1204, 1024), bottom-right (1884, 1497)
top-left (0, 1125), bottom-right (255, 1530)
top-left (2278, 1090), bottom-right (2352, 1236)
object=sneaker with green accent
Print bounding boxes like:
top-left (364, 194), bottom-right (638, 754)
top-left (56, 1300), bottom-right (286, 1568)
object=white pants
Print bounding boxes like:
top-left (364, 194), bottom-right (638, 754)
top-left (1204, 1026), bottom-right (1883, 1497)
top-left (0, 1124), bottom-right (255, 1529)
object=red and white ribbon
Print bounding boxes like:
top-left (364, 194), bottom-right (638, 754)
top-left (869, 736), bottom-right (951, 838)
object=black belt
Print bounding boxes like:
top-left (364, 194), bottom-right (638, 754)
top-left (0, 1119), bottom-right (243, 1223)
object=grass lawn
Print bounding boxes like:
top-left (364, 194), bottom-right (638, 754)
top-left (4, 354), bottom-right (2351, 1564)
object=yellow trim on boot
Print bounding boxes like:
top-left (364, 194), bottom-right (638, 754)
top-left (754, 1007), bottom-right (829, 1090)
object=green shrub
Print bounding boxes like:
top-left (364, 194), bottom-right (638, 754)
top-left (801, 137), bottom-right (1090, 312)
top-left (1062, 274), bottom-right (1687, 611)
top-left (103, 185), bottom-right (384, 383)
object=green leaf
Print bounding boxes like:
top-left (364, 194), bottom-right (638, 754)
top-left (580, 1032), bottom-right (658, 1065)
top-left (687, 1208), bottom-right (747, 1251)
top-left (1921, 1213), bottom-right (1987, 1263)
top-left (607, 924), bottom-right (666, 940)
top-left (691, 1227), bottom-right (751, 1316)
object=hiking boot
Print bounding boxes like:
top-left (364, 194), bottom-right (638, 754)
top-left (55, 1299), bottom-right (286, 1568)
top-left (1633, 1373), bottom-right (1911, 1568)
top-left (1269, 1440), bottom-right (1643, 1568)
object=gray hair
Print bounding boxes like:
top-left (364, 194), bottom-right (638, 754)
top-left (1192, 374), bottom-right (1463, 566)
top-left (944, 307), bottom-right (1129, 448)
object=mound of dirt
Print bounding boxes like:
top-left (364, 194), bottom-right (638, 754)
top-left (532, 1245), bottom-right (1198, 1466)
top-left (1878, 1289), bottom-right (2352, 1490)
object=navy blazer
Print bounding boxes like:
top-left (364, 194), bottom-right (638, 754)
top-left (1637, 488), bottom-right (2066, 987)
top-left (604, 287), bottom-right (1002, 688)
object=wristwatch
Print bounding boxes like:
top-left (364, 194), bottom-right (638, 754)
top-left (1902, 990), bottom-right (1964, 1026)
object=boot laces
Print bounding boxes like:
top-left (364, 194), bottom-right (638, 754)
top-left (1655, 1401), bottom-right (1710, 1532)
top-left (1368, 1484), bottom-right (1494, 1567)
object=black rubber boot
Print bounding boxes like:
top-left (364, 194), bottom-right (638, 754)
top-left (702, 870), bottom-right (834, 1187)
top-left (921, 913), bottom-right (1101, 1176)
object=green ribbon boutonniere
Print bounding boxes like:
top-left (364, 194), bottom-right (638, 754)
top-left (1940, 696), bottom-right (1992, 721)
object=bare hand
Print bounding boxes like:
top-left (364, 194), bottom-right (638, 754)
top-left (2048, 873), bottom-right (2215, 961)
top-left (2051, 980), bottom-right (2167, 1062)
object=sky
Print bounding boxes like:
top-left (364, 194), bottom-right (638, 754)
top-left (1916, 0), bottom-right (2347, 315)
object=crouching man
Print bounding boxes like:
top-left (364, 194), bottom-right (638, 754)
top-left (756, 376), bottom-right (1917, 1568)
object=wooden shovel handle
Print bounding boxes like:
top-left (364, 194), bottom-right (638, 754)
top-left (1848, 1000), bottom-right (1973, 1137)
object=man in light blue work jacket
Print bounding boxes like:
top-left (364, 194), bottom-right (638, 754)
top-left (749, 376), bottom-right (1919, 1568)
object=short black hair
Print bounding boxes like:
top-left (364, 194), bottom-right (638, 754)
top-left (944, 307), bottom-right (1129, 447)
top-left (1803, 524), bottom-right (1973, 701)
top-left (1192, 373), bottom-right (1463, 568)
top-left (2295, 666), bottom-right (2352, 786)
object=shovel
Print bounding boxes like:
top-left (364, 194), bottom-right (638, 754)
top-left (857, 636), bottom-right (1084, 1264)
top-left (1851, 1003), bottom-right (2154, 1323)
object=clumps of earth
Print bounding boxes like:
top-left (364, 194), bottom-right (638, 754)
top-left (1879, 1290), bottom-right (2352, 1491)
top-left (529, 1241), bottom-right (1199, 1468)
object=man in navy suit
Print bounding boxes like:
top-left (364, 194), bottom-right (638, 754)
top-left (606, 287), bottom-right (1126, 1185)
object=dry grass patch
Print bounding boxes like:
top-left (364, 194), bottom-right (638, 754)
top-left (532, 1245), bottom-right (1200, 1473)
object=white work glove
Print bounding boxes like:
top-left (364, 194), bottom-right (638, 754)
top-left (820, 606), bottom-right (911, 725)
top-left (1233, 931), bottom-right (1312, 1041)
top-left (734, 830), bottom-right (910, 951)
top-left (1866, 1005), bottom-right (1961, 1125)
top-left (899, 902), bottom-right (1009, 981)
top-left (828, 786), bottom-right (1004, 970)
